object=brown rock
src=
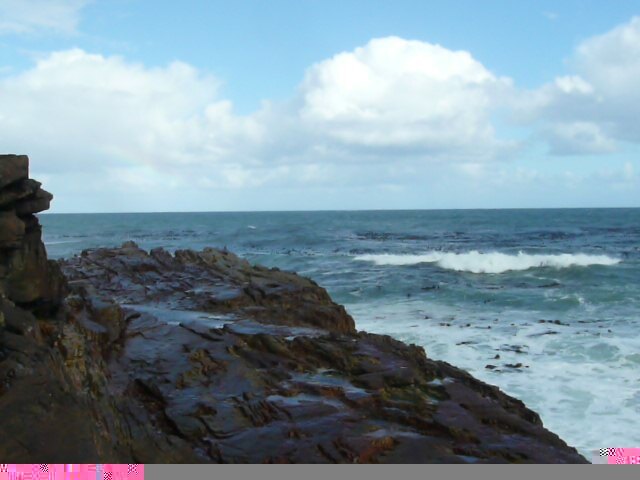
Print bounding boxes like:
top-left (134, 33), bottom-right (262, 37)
top-left (15, 188), bottom-right (53, 216)
top-left (0, 179), bottom-right (41, 209)
top-left (1, 225), bottom-right (66, 307)
top-left (0, 211), bottom-right (25, 249)
top-left (62, 242), bottom-right (356, 334)
top-left (0, 158), bottom-right (64, 309)
top-left (0, 155), bottom-right (29, 190)
top-left (0, 237), bottom-right (590, 463)
top-left (0, 155), bottom-right (589, 464)
top-left (54, 243), bottom-right (587, 463)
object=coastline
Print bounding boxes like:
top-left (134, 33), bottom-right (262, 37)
top-left (0, 155), bottom-right (588, 463)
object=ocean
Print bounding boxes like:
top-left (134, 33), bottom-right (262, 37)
top-left (40, 208), bottom-right (640, 457)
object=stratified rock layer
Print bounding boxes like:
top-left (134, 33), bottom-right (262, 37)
top-left (0, 154), bottom-right (65, 311)
top-left (0, 155), bottom-right (588, 463)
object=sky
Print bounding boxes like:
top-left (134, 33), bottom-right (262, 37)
top-left (1, 0), bottom-right (639, 212)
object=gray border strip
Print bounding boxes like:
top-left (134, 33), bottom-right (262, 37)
top-left (146, 464), bottom-right (640, 480)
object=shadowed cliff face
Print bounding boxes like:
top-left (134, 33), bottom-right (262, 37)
top-left (0, 155), bottom-right (588, 463)
top-left (0, 155), bottom-right (66, 313)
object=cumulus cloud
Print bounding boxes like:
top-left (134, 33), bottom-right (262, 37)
top-left (0, 0), bottom-right (89, 35)
top-left (0, 49), bottom-right (262, 176)
top-left (1, 38), bottom-right (519, 211)
top-left (292, 37), bottom-right (515, 161)
top-left (4, 24), bottom-right (636, 211)
top-left (521, 16), bottom-right (640, 154)
top-left (575, 17), bottom-right (640, 97)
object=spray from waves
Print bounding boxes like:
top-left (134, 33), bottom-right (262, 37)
top-left (354, 250), bottom-right (621, 274)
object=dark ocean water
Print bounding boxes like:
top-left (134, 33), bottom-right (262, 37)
top-left (40, 208), bottom-right (640, 456)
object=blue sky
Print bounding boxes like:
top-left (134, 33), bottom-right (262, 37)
top-left (1, 0), bottom-right (639, 212)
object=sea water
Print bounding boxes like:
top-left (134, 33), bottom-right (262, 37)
top-left (40, 208), bottom-right (640, 457)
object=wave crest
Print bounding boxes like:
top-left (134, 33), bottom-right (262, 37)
top-left (354, 251), bottom-right (620, 274)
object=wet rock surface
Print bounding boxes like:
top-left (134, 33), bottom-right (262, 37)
top-left (62, 242), bottom-right (355, 335)
top-left (0, 155), bottom-right (588, 463)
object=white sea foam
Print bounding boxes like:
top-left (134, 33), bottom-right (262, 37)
top-left (44, 239), bottom-right (81, 245)
top-left (346, 299), bottom-right (640, 458)
top-left (354, 250), bottom-right (621, 274)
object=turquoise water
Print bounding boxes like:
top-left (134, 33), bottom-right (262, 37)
top-left (40, 209), bottom-right (640, 456)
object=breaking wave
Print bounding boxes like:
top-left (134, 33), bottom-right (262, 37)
top-left (353, 251), bottom-right (620, 274)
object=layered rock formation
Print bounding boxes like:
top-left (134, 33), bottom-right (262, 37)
top-left (0, 155), bottom-right (588, 463)
top-left (0, 154), bottom-right (66, 313)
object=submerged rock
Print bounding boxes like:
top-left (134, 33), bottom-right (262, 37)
top-left (0, 155), bottom-right (588, 463)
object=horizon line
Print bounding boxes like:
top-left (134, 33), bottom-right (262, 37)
top-left (41, 205), bottom-right (640, 215)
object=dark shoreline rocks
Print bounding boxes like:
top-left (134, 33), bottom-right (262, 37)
top-left (63, 241), bottom-right (355, 335)
top-left (0, 155), bottom-right (588, 463)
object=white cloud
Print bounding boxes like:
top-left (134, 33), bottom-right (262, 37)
top-left (0, 0), bottom-right (90, 34)
top-left (575, 17), bottom-right (640, 97)
top-left (521, 16), bottom-right (640, 154)
top-left (1, 39), bottom-right (519, 211)
top-left (545, 122), bottom-right (616, 155)
top-left (4, 26), bottom-right (637, 211)
top-left (0, 49), bottom-right (262, 177)
top-left (293, 37), bottom-right (515, 161)
top-left (553, 75), bottom-right (593, 95)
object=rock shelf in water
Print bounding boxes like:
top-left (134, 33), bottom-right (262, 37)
top-left (0, 154), bottom-right (587, 463)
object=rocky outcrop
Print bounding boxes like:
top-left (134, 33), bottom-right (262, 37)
top-left (0, 155), bottom-right (588, 463)
top-left (62, 241), bottom-right (355, 335)
top-left (0, 154), bottom-right (66, 312)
